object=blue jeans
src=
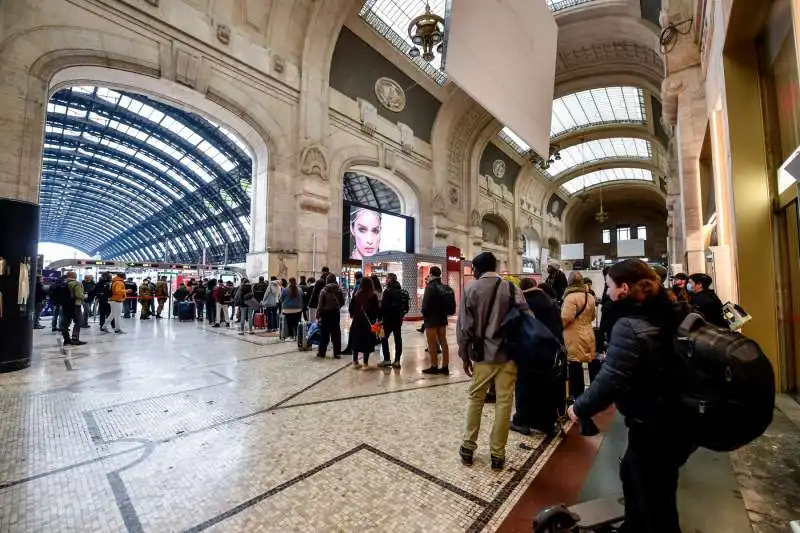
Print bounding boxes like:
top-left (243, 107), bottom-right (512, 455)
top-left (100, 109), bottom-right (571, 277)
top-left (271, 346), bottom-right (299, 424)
top-left (239, 307), bottom-right (254, 332)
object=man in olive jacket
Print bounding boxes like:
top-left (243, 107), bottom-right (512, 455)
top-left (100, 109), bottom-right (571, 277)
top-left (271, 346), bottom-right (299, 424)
top-left (61, 271), bottom-right (87, 346)
top-left (456, 252), bottom-right (528, 471)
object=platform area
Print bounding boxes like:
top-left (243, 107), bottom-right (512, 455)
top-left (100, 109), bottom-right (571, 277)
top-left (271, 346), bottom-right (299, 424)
top-left (2, 316), bottom-right (799, 532)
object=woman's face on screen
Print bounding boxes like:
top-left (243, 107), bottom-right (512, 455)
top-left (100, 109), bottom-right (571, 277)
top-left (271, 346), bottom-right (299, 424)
top-left (351, 210), bottom-right (382, 258)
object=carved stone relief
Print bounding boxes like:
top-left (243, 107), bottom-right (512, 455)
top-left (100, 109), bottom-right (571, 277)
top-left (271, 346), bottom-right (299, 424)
top-left (432, 191), bottom-right (446, 216)
top-left (358, 99), bottom-right (377, 136)
top-left (448, 186), bottom-right (459, 206)
top-left (470, 209), bottom-right (481, 227)
top-left (272, 54), bottom-right (285, 73)
top-left (374, 77), bottom-right (406, 112)
top-left (300, 145), bottom-right (328, 181)
top-left (398, 122), bottom-right (413, 153)
top-left (216, 24), bottom-right (231, 45)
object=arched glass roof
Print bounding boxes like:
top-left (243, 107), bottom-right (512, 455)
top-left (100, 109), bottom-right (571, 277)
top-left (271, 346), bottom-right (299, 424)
top-left (39, 86), bottom-right (253, 264)
top-left (343, 172), bottom-right (401, 212)
top-left (551, 87), bottom-right (646, 138)
top-left (500, 87), bottom-right (648, 157)
top-left (546, 138), bottom-right (652, 178)
top-left (562, 168), bottom-right (653, 195)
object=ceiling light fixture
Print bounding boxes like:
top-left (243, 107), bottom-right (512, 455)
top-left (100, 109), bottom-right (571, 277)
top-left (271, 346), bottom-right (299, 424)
top-left (408, 2), bottom-right (446, 63)
top-left (532, 144), bottom-right (561, 170)
top-left (595, 187), bottom-right (609, 223)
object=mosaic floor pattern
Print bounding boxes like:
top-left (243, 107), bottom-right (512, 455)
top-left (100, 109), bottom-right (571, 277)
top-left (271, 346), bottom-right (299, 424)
top-left (0, 316), bottom-right (562, 532)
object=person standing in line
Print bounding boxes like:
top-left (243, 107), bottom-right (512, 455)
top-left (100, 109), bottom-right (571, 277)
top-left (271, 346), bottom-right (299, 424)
top-left (340, 271), bottom-right (363, 356)
top-left (316, 273), bottom-right (345, 358)
top-left (568, 259), bottom-right (694, 533)
top-left (308, 267), bottom-right (330, 321)
top-left (371, 274), bottom-right (383, 303)
top-left (545, 260), bottom-right (568, 303)
top-left (95, 272), bottom-right (114, 332)
top-left (60, 271), bottom-right (87, 347)
top-left (82, 274), bottom-right (96, 328)
top-left (191, 281), bottom-right (206, 320)
top-left (213, 281), bottom-right (231, 328)
top-left (348, 277), bottom-right (380, 368)
top-left (457, 252), bottom-right (528, 470)
top-left (139, 278), bottom-right (154, 320)
top-left (205, 279), bottom-right (217, 325)
top-left (687, 273), bottom-right (727, 328)
top-left (174, 282), bottom-right (189, 302)
top-left (109, 272), bottom-right (127, 334)
top-left (261, 276), bottom-right (281, 332)
top-left (671, 273), bottom-right (690, 303)
top-left (302, 276), bottom-right (314, 322)
top-left (34, 276), bottom-right (46, 329)
top-left (280, 277), bottom-right (304, 339)
top-left (510, 277), bottom-right (564, 436)
top-left (379, 272), bottom-right (409, 368)
top-left (562, 271), bottom-right (598, 402)
top-left (421, 266), bottom-right (451, 375)
top-left (253, 276), bottom-right (268, 304)
top-left (123, 276), bottom-right (137, 318)
top-left (235, 278), bottom-right (256, 335)
top-left (50, 276), bottom-right (65, 332)
top-left (155, 276), bottom-right (169, 318)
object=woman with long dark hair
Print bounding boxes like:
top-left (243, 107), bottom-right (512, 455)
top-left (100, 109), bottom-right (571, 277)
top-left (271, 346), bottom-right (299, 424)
top-left (280, 277), bottom-right (303, 339)
top-left (568, 259), bottom-right (693, 533)
top-left (348, 277), bottom-right (380, 368)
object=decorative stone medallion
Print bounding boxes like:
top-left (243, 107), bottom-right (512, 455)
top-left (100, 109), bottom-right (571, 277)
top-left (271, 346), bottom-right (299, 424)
top-left (374, 77), bottom-right (406, 113)
top-left (492, 159), bottom-right (506, 179)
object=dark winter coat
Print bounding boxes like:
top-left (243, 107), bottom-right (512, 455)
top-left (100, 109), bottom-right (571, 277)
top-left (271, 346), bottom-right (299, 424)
top-left (689, 289), bottom-right (727, 329)
top-left (348, 291), bottom-right (380, 354)
top-left (522, 288), bottom-right (563, 342)
top-left (316, 283), bottom-right (345, 314)
top-left (573, 291), bottom-right (689, 427)
top-left (421, 277), bottom-right (448, 328)
top-left (381, 280), bottom-right (407, 323)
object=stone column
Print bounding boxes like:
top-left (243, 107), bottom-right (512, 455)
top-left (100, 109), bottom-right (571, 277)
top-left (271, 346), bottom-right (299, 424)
top-left (663, 68), bottom-right (707, 274)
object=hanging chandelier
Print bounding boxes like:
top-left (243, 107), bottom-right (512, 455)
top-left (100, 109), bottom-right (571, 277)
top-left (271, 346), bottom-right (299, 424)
top-left (595, 188), bottom-right (609, 223)
top-left (408, 2), bottom-right (445, 62)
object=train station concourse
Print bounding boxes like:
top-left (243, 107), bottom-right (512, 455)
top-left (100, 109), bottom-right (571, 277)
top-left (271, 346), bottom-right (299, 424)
top-left (1, 0), bottom-right (800, 532)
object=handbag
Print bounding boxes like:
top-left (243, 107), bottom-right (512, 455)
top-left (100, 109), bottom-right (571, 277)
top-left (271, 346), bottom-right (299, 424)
top-left (246, 296), bottom-right (260, 310)
top-left (365, 311), bottom-right (385, 340)
top-left (468, 278), bottom-right (502, 362)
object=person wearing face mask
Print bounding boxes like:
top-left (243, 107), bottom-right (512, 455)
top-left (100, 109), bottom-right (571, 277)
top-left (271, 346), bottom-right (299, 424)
top-left (671, 273), bottom-right (690, 302)
top-left (686, 273), bottom-right (727, 328)
top-left (568, 259), bottom-right (694, 533)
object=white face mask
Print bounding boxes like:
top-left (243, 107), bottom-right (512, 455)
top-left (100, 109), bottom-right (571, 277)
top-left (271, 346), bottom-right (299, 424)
top-left (687, 282), bottom-right (695, 292)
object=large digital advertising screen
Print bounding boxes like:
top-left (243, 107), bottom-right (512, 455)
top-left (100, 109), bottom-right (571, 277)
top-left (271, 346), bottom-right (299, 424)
top-left (342, 202), bottom-right (414, 260)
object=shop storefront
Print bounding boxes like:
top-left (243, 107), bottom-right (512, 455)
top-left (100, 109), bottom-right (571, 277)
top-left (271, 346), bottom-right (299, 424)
top-left (362, 252), bottom-right (446, 320)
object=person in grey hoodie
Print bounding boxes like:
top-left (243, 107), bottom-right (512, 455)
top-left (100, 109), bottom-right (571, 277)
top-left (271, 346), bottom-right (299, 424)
top-left (456, 252), bottom-right (529, 471)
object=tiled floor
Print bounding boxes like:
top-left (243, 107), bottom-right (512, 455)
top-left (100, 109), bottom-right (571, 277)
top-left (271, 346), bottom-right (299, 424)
top-left (0, 316), bottom-right (561, 533)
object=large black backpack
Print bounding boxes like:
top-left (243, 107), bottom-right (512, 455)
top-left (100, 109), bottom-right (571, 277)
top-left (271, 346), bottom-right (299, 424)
top-left (438, 283), bottom-right (457, 316)
top-left (51, 280), bottom-right (73, 307)
top-left (670, 313), bottom-right (775, 452)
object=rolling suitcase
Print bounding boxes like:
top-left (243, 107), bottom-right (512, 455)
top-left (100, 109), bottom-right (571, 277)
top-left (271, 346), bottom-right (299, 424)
top-left (253, 310), bottom-right (266, 329)
top-left (297, 320), bottom-right (312, 351)
top-left (178, 301), bottom-right (195, 321)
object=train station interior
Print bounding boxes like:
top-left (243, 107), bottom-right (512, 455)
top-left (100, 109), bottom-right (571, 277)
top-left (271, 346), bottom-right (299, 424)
top-left (0, 0), bottom-right (799, 531)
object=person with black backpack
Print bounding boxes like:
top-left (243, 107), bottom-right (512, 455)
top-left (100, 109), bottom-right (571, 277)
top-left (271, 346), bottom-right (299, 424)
top-left (316, 273), bottom-right (345, 359)
top-left (379, 272), bottom-right (409, 368)
top-left (421, 266), bottom-right (455, 375)
top-left (59, 271), bottom-right (87, 346)
top-left (568, 259), bottom-right (693, 533)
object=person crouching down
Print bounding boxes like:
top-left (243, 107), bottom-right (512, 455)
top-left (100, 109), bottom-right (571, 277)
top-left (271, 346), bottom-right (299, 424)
top-left (457, 252), bottom-right (529, 470)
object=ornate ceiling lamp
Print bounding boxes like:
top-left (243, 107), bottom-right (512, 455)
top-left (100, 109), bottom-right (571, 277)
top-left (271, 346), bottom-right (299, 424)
top-left (595, 187), bottom-right (610, 223)
top-left (408, 2), bottom-right (445, 62)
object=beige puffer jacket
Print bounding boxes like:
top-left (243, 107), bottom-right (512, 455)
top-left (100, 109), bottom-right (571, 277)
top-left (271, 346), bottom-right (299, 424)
top-left (561, 286), bottom-right (597, 363)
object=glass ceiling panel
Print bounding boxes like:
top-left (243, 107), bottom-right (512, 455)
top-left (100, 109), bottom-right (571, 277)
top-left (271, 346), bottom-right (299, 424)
top-left (546, 138), bottom-right (652, 177)
top-left (546, 0), bottom-right (597, 12)
top-left (359, 0), bottom-right (448, 85)
top-left (343, 172), bottom-right (402, 212)
top-left (551, 87), bottom-right (646, 138)
top-left (562, 168), bottom-right (653, 195)
top-left (41, 85), bottom-right (253, 264)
